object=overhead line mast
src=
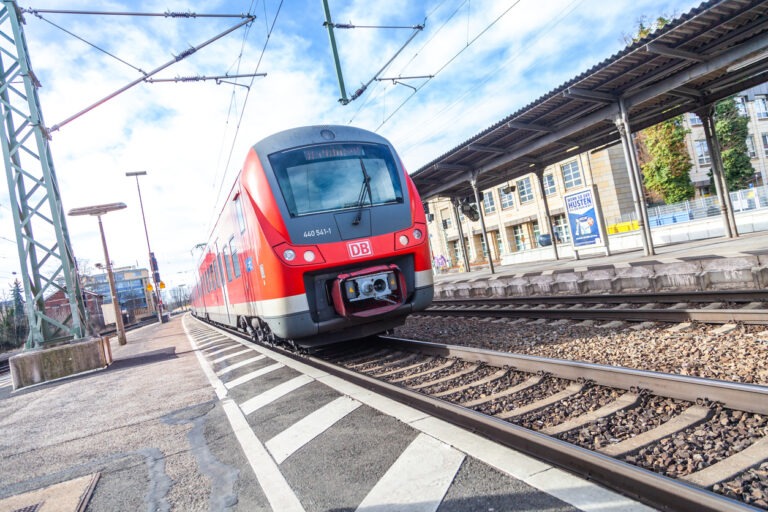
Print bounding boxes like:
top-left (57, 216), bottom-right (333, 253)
top-left (320, 0), bottom-right (424, 105)
top-left (0, 1), bottom-right (257, 347)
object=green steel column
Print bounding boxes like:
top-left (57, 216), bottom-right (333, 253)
top-left (321, 0), bottom-right (349, 104)
top-left (0, 1), bottom-right (88, 347)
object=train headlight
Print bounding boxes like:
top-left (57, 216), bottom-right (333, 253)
top-left (283, 249), bottom-right (296, 261)
top-left (413, 229), bottom-right (423, 240)
top-left (399, 235), bottom-right (409, 246)
top-left (303, 250), bottom-right (316, 262)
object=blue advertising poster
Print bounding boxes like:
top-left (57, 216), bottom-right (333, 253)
top-left (563, 188), bottom-right (603, 248)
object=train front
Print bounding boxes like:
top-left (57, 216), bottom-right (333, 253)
top-left (249, 125), bottom-right (433, 346)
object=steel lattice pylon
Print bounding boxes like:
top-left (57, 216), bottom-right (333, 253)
top-left (0, 1), bottom-right (87, 348)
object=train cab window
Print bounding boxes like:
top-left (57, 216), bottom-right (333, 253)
top-left (269, 143), bottom-right (403, 217)
top-left (230, 237), bottom-right (241, 278)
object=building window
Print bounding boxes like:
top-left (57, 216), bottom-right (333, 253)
top-left (512, 225), bottom-right (526, 251)
top-left (440, 208), bottom-right (451, 229)
top-left (561, 160), bottom-right (583, 190)
top-left (553, 214), bottom-right (570, 243)
top-left (499, 186), bottom-right (515, 209)
top-left (482, 191), bottom-right (496, 214)
top-left (543, 174), bottom-right (556, 195)
top-left (230, 237), bottom-right (241, 278)
top-left (756, 96), bottom-right (768, 119)
top-left (689, 112), bottom-right (702, 125)
top-left (517, 177), bottom-right (534, 203)
top-left (532, 221), bottom-right (540, 247)
top-left (735, 96), bottom-right (748, 117)
top-left (747, 135), bottom-right (757, 159)
top-left (695, 139), bottom-right (711, 165)
top-left (495, 233), bottom-right (504, 257)
top-left (480, 237), bottom-right (488, 258)
top-left (762, 133), bottom-right (768, 157)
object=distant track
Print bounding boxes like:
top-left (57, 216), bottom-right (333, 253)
top-left (426, 291), bottom-right (768, 325)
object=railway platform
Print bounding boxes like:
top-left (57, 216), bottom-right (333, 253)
top-left (0, 315), bottom-right (652, 512)
top-left (434, 230), bottom-right (768, 299)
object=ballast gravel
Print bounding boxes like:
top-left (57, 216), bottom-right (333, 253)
top-left (394, 317), bottom-right (768, 384)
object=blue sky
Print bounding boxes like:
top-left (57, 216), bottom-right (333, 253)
top-left (0, 0), bottom-right (704, 296)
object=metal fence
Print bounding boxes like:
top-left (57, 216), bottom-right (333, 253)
top-left (613, 184), bottom-right (767, 227)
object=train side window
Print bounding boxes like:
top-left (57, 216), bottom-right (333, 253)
top-left (234, 195), bottom-right (246, 234)
top-left (217, 253), bottom-right (226, 287)
top-left (230, 237), bottom-right (241, 278)
top-left (223, 244), bottom-right (233, 282)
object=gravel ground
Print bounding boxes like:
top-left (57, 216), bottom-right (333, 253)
top-left (394, 317), bottom-right (768, 384)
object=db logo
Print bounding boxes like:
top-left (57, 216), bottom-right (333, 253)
top-left (347, 240), bottom-right (372, 258)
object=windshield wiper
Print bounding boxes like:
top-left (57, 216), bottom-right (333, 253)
top-left (352, 158), bottom-right (373, 225)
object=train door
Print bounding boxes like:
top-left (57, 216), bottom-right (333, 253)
top-left (215, 239), bottom-right (233, 326)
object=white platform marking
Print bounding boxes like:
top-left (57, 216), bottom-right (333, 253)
top-left (225, 363), bottom-right (284, 390)
top-left (266, 395), bottom-right (361, 464)
top-left (212, 348), bottom-right (252, 364)
top-left (216, 355), bottom-right (265, 376)
top-left (182, 319), bottom-right (305, 512)
top-left (355, 433), bottom-right (464, 512)
top-left (191, 317), bottom-right (654, 512)
top-left (207, 344), bottom-right (243, 357)
top-left (240, 375), bottom-right (314, 416)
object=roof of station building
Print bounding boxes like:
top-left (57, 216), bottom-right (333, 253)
top-left (411, 0), bottom-right (768, 201)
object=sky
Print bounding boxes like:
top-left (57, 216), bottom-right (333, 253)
top-left (0, 0), bottom-right (705, 299)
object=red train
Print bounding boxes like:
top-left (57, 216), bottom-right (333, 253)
top-left (190, 125), bottom-right (433, 347)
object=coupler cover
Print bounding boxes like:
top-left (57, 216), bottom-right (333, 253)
top-left (331, 264), bottom-right (407, 318)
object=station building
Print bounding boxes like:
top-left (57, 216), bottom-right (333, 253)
top-left (81, 266), bottom-right (155, 324)
top-left (427, 144), bottom-right (633, 269)
top-left (427, 83), bottom-right (768, 271)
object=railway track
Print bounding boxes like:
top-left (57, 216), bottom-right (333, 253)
top-left (313, 336), bottom-right (768, 511)
top-left (197, 314), bottom-right (767, 511)
top-left (425, 290), bottom-right (768, 325)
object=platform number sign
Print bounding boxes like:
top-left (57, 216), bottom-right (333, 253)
top-left (563, 188), bottom-right (604, 248)
top-left (347, 240), bottom-right (373, 258)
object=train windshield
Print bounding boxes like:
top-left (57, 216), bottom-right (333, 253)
top-left (269, 143), bottom-right (404, 217)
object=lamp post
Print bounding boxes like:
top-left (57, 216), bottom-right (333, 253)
top-left (68, 202), bottom-right (128, 345)
top-left (126, 171), bottom-right (163, 323)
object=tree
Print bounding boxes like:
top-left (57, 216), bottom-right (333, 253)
top-left (714, 97), bottom-right (755, 190)
top-left (627, 16), bottom-right (695, 204)
top-left (640, 117), bottom-right (695, 203)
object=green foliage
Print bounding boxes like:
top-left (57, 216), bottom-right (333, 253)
top-left (714, 97), bottom-right (755, 190)
top-left (1, 280), bottom-right (27, 350)
top-left (640, 116), bottom-right (695, 203)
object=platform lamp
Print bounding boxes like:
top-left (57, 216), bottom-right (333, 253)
top-left (126, 171), bottom-right (163, 323)
top-left (68, 202), bottom-right (128, 346)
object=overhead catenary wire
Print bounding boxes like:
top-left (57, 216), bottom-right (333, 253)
top-left (47, 15), bottom-right (256, 133)
top-left (395, 0), bottom-right (584, 156)
top-left (209, 0), bottom-right (285, 229)
top-left (374, 0), bottom-right (524, 132)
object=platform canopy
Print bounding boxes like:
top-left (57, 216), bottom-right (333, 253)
top-left (411, 0), bottom-right (768, 201)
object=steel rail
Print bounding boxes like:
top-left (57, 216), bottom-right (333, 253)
top-left (303, 337), bottom-right (757, 512)
top-left (194, 318), bottom-right (760, 512)
top-left (379, 336), bottom-right (768, 415)
top-left (422, 305), bottom-right (768, 324)
top-left (432, 290), bottom-right (768, 306)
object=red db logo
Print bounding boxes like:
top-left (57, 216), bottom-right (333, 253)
top-left (347, 240), bottom-right (372, 258)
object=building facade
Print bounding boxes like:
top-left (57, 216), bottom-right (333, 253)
top-left (683, 83), bottom-right (768, 196)
top-left (427, 144), bottom-right (633, 270)
top-left (81, 266), bottom-right (154, 323)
